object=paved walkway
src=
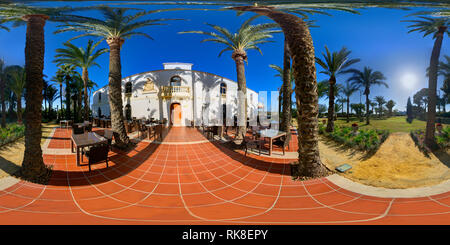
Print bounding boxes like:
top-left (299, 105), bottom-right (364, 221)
top-left (0, 127), bottom-right (449, 224)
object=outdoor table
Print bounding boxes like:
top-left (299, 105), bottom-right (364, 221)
top-left (60, 120), bottom-right (72, 130)
top-left (258, 129), bottom-right (287, 156)
top-left (145, 123), bottom-right (159, 140)
top-left (71, 132), bottom-right (108, 166)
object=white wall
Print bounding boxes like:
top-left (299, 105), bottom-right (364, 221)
top-left (91, 64), bottom-right (259, 126)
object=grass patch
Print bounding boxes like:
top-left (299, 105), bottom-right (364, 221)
top-left (333, 116), bottom-right (435, 133)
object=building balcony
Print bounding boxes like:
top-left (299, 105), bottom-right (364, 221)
top-left (160, 86), bottom-right (191, 99)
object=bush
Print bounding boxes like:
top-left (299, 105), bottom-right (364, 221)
top-left (0, 123), bottom-right (25, 147)
top-left (320, 125), bottom-right (389, 152)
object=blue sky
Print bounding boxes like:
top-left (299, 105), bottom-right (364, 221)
top-left (0, 1), bottom-right (448, 111)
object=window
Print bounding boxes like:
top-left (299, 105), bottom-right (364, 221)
top-left (125, 82), bottom-right (132, 94)
top-left (98, 92), bottom-right (101, 102)
top-left (220, 83), bottom-right (227, 96)
top-left (170, 76), bottom-right (182, 86)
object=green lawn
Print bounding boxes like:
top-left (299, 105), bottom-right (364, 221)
top-left (328, 116), bottom-right (445, 133)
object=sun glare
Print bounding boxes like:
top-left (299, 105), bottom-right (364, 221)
top-left (401, 72), bottom-right (418, 90)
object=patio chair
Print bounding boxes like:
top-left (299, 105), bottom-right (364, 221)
top-left (241, 132), bottom-right (262, 156)
top-left (72, 124), bottom-right (85, 135)
top-left (137, 121), bottom-right (147, 139)
top-left (83, 143), bottom-right (109, 172)
top-left (273, 135), bottom-right (289, 156)
top-left (85, 123), bottom-right (93, 132)
top-left (154, 124), bottom-right (163, 140)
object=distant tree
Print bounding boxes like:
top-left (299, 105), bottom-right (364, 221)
top-left (319, 104), bottom-right (327, 118)
top-left (405, 16), bottom-right (449, 148)
top-left (351, 103), bottom-right (365, 122)
top-left (315, 46), bottom-right (360, 132)
top-left (374, 96), bottom-right (387, 118)
top-left (407, 97), bottom-right (414, 123)
top-left (346, 67), bottom-right (388, 125)
top-left (341, 80), bottom-right (358, 122)
top-left (386, 99), bottom-right (396, 117)
top-left (413, 88), bottom-right (429, 113)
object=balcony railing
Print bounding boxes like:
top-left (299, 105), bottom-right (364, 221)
top-left (160, 86), bottom-right (191, 99)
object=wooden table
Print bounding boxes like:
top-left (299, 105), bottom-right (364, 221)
top-left (71, 132), bottom-right (108, 166)
top-left (258, 129), bottom-right (287, 156)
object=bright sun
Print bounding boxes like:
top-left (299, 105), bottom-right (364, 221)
top-left (401, 72), bottom-right (418, 90)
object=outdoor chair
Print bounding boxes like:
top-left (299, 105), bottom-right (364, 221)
top-left (273, 135), bottom-right (289, 156)
top-left (137, 121), bottom-right (147, 139)
top-left (72, 125), bottom-right (85, 135)
top-left (241, 132), bottom-right (262, 156)
top-left (85, 123), bottom-right (93, 132)
top-left (250, 126), bottom-right (260, 140)
top-left (83, 143), bottom-right (109, 172)
top-left (154, 124), bottom-right (163, 140)
top-left (203, 126), bottom-right (214, 139)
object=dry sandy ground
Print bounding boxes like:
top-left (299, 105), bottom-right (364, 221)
top-left (0, 123), bottom-right (57, 178)
top-left (319, 132), bottom-right (450, 189)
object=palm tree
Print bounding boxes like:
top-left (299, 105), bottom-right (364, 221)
top-left (336, 97), bottom-right (346, 117)
top-left (370, 101), bottom-right (377, 115)
top-left (180, 15), bottom-right (279, 140)
top-left (45, 85), bottom-right (59, 115)
top-left (405, 16), bottom-right (449, 148)
top-left (386, 99), bottom-right (396, 117)
top-left (228, 6), bottom-right (341, 177)
top-left (56, 64), bottom-right (78, 121)
top-left (0, 2), bottom-right (96, 182)
top-left (55, 6), bottom-right (180, 149)
top-left (7, 66), bottom-right (26, 123)
top-left (53, 40), bottom-right (108, 120)
top-left (269, 63), bottom-right (294, 131)
top-left (50, 70), bottom-right (64, 119)
top-left (341, 80), bottom-right (359, 122)
top-left (346, 67), bottom-right (388, 125)
top-left (0, 59), bottom-right (7, 128)
top-left (315, 46), bottom-right (360, 132)
top-left (374, 96), bottom-right (386, 118)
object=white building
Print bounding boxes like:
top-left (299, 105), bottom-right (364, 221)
top-left (91, 62), bottom-right (259, 127)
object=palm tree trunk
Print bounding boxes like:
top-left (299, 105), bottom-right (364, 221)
top-left (65, 81), bottom-right (71, 120)
top-left (20, 14), bottom-right (50, 183)
top-left (106, 37), bottom-right (131, 148)
top-left (233, 51), bottom-right (247, 140)
top-left (82, 68), bottom-right (89, 120)
top-left (232, 6), bottom-right (328, 178)
top-left (365, 92), bottom-right (370, 125)
top-left (346, 97), bottom-right (350, 123)
top-left (281, 37), bottom-right (292, 142)
top-left (425, 27), bottom-right (446, 149)
top-left (59, 83), bottom-right (63, 119)
top-left (0, 77), bottom-right (5, 128)
top-left (17, 96), bottom-right (22, 124)
top-left (326, 76), bottom-right (336, 132)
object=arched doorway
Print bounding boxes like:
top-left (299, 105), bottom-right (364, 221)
top-left (170, 103), bottom-right (182, 126)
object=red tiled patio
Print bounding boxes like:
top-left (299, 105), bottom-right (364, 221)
top-left (0, 126), bottom-right (449, 225)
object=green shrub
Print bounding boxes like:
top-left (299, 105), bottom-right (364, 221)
top-left (0, 123), bottom-right (25, 147)
top-left (320, 125), bottom-right (389, 152)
